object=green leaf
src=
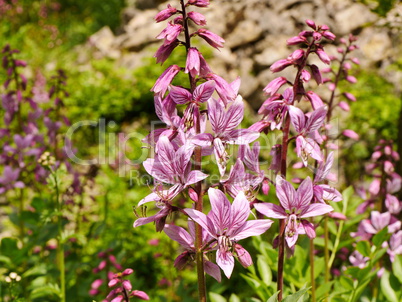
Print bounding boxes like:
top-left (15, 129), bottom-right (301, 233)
top-left (209, 292), bottom-right (227, 302)
top-left (380, 270), bottom-right (399, 302)
top-left (345, 266), bottom-right (361, 279)
top-left (392, 255), bottom-right (402, 283)
top-left (0, 255), bottom-right (11, 266)
top-left (339, 276), bottom-right (354, 290)
top-left (282, 286), bottom-right (311, 302)
top-left (316, 281), bottom-right (334, 300)
top-left (30, 284), bottom-right (61, 299)
top-left (266, 291), bottom-right (279, 302)
top-left (229, 294), bottom-right (241, 302)
top-left (22, 264), bottom-right (47, 278)
top-left (257, 255), bottom-right (272, 285)
top-left (372, 227), bottom-right (390, 247)
top-left (356, 241), bottom-right (371, 257)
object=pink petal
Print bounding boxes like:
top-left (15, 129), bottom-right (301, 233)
top-left (289, 105), bottom-right (306, 133)
top-left (276, 175), bottom-right (296, 210)
top-left (233, 219), bottom-right (273, 240)
top-left (208, 188), bottom-right (231, 230)
top-left (301, 219), bottom-right (316, 238)
top-left (164, 224), bottom-right (194, 249)
top-left (185, 170), bottom-right (208, 186)
top-left (254, 202), bottom-right (287, 219)
top-left (193, 80), bottom-right (215, 103)
top-left (216, 250), bottom-right (235, 278)
top-left (300, 203), bottom-right (333, 218)
top-left (169, 85), bottom-right (192, 104)
top-left (296, 177), bottom-right (313, 209)
top-left (204, 260), bottom-right (222, 282)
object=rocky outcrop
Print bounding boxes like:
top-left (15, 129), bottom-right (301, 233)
top-left (84, 0), bottom-right (402, 106)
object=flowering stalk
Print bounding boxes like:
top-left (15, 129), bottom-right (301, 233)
top-left (253, 20), bottom-right (338, 301)
top-left (320, 34), bottom-right (359, 286)
top-left (179, 1), bottom-right (206, 299)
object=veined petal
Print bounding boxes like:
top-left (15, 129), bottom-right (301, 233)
top-left (143, 158), bottom-right (172, 184)
top-left (169, 85), bottom-right (192, 104)
top-left (289, 105), bottom-right (306, 133)
top-left (204, 260), bottom-right (222, 282)
top-left (301, 219), bottom-right (316, 238)
top-left (254, 202), bottom-right (287, 219)
top-left (208, 188), bottom-right (231, 231)
top-left (229, 191), bottom-right (251, 232)
top-left (192, 133), bottom-right (213, 147)
top-left (233, 219), bottom-right (273, 240)
top-left (226, 129), bottom-right (260, 145)
top-left (184, 209), bottom-right (216, 238)
top-left (208, 97), bottom-right (226, 134)
top-left (138, 192), bottom-right (161, 206)
top-left (133, 215), bottom-right (160, 228)
top-left (164, 224), bottom-right (194, 249)
top-left (185, 170), bottom-right (208, 186)
top-left (315, 152), bottom-right (334, 183)
top-left (193, 80), bottom-right (215, 103)
top-left (305, 106), bottom-right (327, 133)
top-left (224, 95), bottom-right (244, 132)
top-left (296, 177), bottom-right (313, 209)
top-left (156, 136), bottom-right (176, 171)
top-left (216, 250), bottom-right (235, 279)
top-left (300, 203), bottom-right (333, 218)
top-left (276, 175), bottom-right (296, 210)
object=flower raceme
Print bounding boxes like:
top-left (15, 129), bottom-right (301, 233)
top-left (254, 176), bottom-right (333, 248)
top-left (185, 188), bottom-right (273, 278)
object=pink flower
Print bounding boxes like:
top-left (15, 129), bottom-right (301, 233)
top-left (263, 77), bottom-right (288, 96)
top-left (316, 47), bottom-right (331, 64)
top-left (387, 230), bottom-right (402, 262)
top-left (254, 176), bottom-right (333, 248)
top-left (305, 91), bottom-right (324, 109)
top-left (188, 11), bottom-right (206, 26)
top-left (154, 40), bottom-right (179, 65)
top-left (164, 222), bottom-right (221, 282)
top-left (349, 250), bottom-right (369, 268)
top-left (187, 0), bottom-right (210, 8)
top-left (185, 188), bottom-right (273, 278)
top-left (196, 28), bottom-right (225, 49)
top-left (130, 290), bottom-right (150, 300)
top-left (192, 96), bottom-right (259, 176)
top-left (154, 4), bottom-right (177, 23)
top-left (151, 65), bottom-right (181, 96)
top-left (342, 129), bottom-right (359, 140)
top-left (270, 59), bottom-right (292, 73)
top-left (156, 22), bottom-right (182, 46)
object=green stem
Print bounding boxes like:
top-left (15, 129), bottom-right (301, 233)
top-left (309, 225), bottom-right (316, 302)
top-left (55, 172), bottom-right (66, 302)
top-left (19, 188), bottom-right (25, 241)
top-left (324, 216), bottom-right (330, 286)
top-left (180, 1), bottom-right (206, 300)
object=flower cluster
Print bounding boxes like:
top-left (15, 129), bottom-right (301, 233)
top-left (106, 269), bottom-right (149, 302)
top-left (352, 140), bottom-right (402, 264)
top-left (134, 0), bottom-right (270, 280)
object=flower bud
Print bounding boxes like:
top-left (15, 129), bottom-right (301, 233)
top-left (122, 268), bottom-right (134, 276)
top-left (310, 64), bottom-right (322, 84)
top-left (338, 101), bottom-right (350, 111)
top-left (188, 11), bottom-right (206, 26)
top-left (343, 92), bottom-right (356, 102)
top-left (322, 31), bottom-right (336, 41)
top-left (234, 244), bottom-right (253, 268)
top-left (305, 19), bottom-right (316, 29)
top-left (287, 35), bottom-right (307, 45)
top-left (342, 129), bottom-right (359, 140)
